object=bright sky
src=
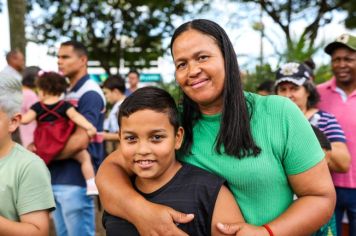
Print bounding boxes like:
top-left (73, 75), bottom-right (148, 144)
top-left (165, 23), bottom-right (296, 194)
top-left (1, 0), bottom-right (356, 82)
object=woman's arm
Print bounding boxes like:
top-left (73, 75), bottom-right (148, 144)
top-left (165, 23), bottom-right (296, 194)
top-left (217, 159), bottom-right (336, 236)
top-left (267, 159), bottom-right (336, 235)
top-left (21, 109), bottom-right (36, 124)
top-left (329, 142), bottom-right (351, 173)
top-left (0, 210), bottom-right (50, 236)
top-left (96, 149), bottom-right (194, 236)
top-left (66, 107), bottom-right (96, 137)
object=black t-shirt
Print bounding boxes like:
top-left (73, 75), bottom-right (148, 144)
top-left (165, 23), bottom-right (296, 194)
top-left (31, 101), bottom-right (73, 122)
top-left (102, 163), bottom-right (225, 236)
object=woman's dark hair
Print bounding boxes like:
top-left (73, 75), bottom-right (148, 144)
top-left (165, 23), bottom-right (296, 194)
top-left (303, 80), bottom-right (320, 109)
top-left (303, 58), bottom-right (315, 78)
top-left (311, 125), bottom-right (331, 151)
top-left (102, 75), bottom-right (126, 94)
top-left (170, 19), bottom-right (261, 158)
top-left (118, 86), bottom-right (180, 133)
top-left (36, 71), bottom-right (69, 96)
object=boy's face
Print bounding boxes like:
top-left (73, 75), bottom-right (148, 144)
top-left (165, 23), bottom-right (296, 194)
top-left (0, 109), bottom-right (21, 147)
top-left (128, 72), bottom-right (139, 89)
top-left (119, 109), bottom-right (183, 185)
top-left (103, 88), bottom-right (118, 104)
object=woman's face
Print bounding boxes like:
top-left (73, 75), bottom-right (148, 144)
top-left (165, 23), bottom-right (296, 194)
top-left (276, 82), bottom-right (309, 111)
top-left (172, 29), bottom-right (225, 115)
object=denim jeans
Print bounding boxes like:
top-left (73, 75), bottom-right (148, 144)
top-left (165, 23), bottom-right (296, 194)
top-left (335, 187), bottom-right (356, 236)
top-left (52, 185), bottom-right (95, 236)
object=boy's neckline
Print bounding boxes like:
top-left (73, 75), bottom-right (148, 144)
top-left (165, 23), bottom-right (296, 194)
top-left (134, 161), bottom-right (183, 194)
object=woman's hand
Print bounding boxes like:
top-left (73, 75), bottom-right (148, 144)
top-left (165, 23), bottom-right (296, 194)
top-left (216, 222), bottom-right (269, 236)
top-left (134, 201), bottom-right (194, 236)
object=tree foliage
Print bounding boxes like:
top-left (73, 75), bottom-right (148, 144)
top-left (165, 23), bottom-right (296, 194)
top-left (232, 0), bottom-right (351, 62)
top-left (26, 0), bottom-right (208, 74)
top-left (341, 1), bottom-right (356, 29)
top-left (242, 63), bottom-right (275, 93)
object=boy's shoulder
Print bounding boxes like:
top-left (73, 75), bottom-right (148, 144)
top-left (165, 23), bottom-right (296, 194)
top-left (179, 163), bottom-right (225, 185)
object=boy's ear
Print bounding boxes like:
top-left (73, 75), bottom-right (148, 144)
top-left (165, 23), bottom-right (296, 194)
top-left (9, 113), bottom-right (21, 133)
top-left (175, 127), bottom-right (184, 150)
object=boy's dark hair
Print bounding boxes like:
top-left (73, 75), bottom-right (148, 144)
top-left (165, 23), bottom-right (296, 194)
top-left (60, 41), bottom-right (88, 57)
top-left (102, 75), bottom-right (126, 94)
top-left (170, 19), bottom-right (261, 158)
top-left (257, 80), bottom-right (274, 94)
top-left (36, 72), bottom-right (69, 96)
top-left (118, 86), bottom-right (179, 132)
top-left (128, 69), bottom-right (140, 77)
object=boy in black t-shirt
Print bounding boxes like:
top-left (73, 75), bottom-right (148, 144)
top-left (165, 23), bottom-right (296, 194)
top-left (102, 87), bottom-right (244, 236)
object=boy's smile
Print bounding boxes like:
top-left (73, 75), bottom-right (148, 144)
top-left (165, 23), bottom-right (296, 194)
top-left (119, 109), bottom-right (183, 193)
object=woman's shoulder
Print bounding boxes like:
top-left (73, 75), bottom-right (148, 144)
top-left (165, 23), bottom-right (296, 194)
top-left (245, 92), bottom-right (292, 116)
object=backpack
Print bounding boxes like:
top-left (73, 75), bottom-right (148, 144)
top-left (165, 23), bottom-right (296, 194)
top-left (33, 101), bottom-right (75, 164)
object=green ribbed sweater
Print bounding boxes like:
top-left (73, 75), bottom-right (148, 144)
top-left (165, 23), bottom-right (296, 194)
top-left (179, 93), bottom-right (324, 225)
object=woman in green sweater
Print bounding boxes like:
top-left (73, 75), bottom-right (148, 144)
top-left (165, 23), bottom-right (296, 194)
top-left (96, 19), bottom-right (336, 236)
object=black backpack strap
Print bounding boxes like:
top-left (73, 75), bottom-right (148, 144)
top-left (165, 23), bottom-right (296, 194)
top-left (38, 101), bottom-right (65, 121)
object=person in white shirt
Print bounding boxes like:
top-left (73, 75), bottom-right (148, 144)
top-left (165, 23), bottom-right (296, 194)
top-left (102, 75), bottom-right (127, 142)
top-left (0, 50), bottom-right (25, 82)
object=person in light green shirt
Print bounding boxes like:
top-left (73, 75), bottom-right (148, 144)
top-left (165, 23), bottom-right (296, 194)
top-left (0, 76), bottom-right (55, 235)
top-left (96, 19), bottom-right (336, 236)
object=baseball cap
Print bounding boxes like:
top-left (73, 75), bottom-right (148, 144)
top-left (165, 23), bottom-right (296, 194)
top-left (275, 62), bottom-right (312, 87)
top-left (324, 33), bottom-right (356, 55)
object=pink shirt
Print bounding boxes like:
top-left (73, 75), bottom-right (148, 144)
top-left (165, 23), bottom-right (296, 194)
top-left (20, 88), bottom-right (38, 148)
top-left (317, 77), bottom-right (356, 188)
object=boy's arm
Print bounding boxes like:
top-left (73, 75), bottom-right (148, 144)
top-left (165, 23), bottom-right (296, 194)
top-left (97, 149), bottom-right (194, 236)
top-left (66, 107), bottom-right (96, 137)
top-left (21, 109), bottom-right (36, 124)
top-left (103, 131), bottom-right (119, 141)
top-left (211, 185), bottom-right (245, 236)
top-left (0, 210), bottom-right (50, 236)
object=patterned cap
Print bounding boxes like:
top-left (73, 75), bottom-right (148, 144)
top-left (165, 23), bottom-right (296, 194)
top-left (275, 62), bottom-right (311, 87)
top-left (324, 33), bottom-right (356, 55)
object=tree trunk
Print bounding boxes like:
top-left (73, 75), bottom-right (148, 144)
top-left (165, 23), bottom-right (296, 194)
top-left (8, 0), bottom-right (26, 57)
